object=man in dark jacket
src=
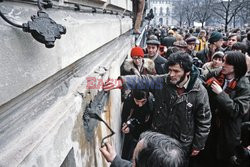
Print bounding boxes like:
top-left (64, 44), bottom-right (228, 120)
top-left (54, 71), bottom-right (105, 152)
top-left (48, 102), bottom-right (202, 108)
top-left (121, 90), bottom-right (154, 160)
top-left (104, 52), bottom-right (212, 161)
top-left (100, 131), bottom-right (185, 167)
top-left (145, 36), bottom-right (167, 74)
top-left (199, 51), bottom-right (250, 167)
top-left (196, 31), bottom-right (223, 65)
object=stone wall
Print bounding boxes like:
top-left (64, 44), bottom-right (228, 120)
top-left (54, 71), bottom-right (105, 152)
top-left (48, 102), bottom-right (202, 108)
top-left (0, 0), bottom-right (133, 166)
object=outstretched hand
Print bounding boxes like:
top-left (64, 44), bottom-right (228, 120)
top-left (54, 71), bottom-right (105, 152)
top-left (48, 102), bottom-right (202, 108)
top-left (103, 79), bottom-right (123, 92)
top-left (100, 143), bottom-right (117, 162)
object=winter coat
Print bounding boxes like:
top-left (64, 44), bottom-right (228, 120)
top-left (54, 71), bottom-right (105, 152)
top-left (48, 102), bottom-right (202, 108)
top-left (145, 53), bottom-right (167, 74)
top-left (203, 70), bottom-right (250, 160)
top-left (121, 58), bottom-right (156, 76)
top-left (202, 62), bottom-right (222, 76)
top-left (120, 66), bottom-right (211, 154)
top-left (196, 48), bottom-right (224, 65)
top-left (121, 92), bottom-right (154, 140)
top-left (195, 37), bottom-right (207, 52)
top-left (121, 92), bottom-right (154, 160)
top-left (196, 48), bottom-right (211, 65)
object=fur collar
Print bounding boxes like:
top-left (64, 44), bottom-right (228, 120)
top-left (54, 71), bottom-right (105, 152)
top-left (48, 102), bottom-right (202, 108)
top-left (123, 58), bottom-right (155, 76)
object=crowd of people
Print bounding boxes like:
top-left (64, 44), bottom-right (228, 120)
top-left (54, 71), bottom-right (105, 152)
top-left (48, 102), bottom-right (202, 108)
top-left (99, 26), bottom-right (250, 167)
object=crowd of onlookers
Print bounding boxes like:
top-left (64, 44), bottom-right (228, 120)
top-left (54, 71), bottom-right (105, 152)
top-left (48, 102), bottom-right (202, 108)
top-left (99, 26), bottom-right (250, 167)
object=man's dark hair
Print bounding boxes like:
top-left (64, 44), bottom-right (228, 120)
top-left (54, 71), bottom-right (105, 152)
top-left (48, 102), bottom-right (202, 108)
top-left (165, 47), bottom-right (179, 59)
top-left (232, 42), bottom-right (247, 54)
top-left (166, 51), bottom-right (193, 73)
top-left (225, 51), bottom-right (247, 80)
top-left (228, 33), bottom-right (241, 42)
top-left (135, 131), bottom-right (185, 167)
top-left (131, 89), bottom-right (149, 100)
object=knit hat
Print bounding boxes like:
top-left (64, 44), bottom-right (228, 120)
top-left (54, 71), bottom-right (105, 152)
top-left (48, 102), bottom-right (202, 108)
top-left (212, 51), bottom-right (224, 59)
top-left (209, 31), bottom-right (223, 44)
top-left (130, 47), bottom-right (144, 58)
top-left (185, 36), bottom-right (197, 44)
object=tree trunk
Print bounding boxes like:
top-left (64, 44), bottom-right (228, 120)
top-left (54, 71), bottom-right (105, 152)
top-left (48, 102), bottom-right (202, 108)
top-left (225, 21), bottom-right (228, 32)
top-left (233, 15), bottom-right (236, 28)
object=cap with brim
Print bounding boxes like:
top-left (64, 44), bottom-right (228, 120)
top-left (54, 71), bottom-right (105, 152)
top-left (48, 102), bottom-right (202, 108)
top-left (173, 41), bottom-right (187, 48)
top-left (146, 39), bottom-right (161, 45)
top-left (185, 37), bottom-right (197, 44)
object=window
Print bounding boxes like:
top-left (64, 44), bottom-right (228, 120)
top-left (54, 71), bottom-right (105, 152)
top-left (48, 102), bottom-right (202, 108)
top-left (160, 7), bottom-right (163, 16)
top-left (166, 7), bottom-right (170, 16)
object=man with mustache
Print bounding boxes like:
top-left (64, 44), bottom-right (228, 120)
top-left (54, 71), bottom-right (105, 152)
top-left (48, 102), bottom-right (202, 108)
top-left (104, 52), bottom-right (211, 164)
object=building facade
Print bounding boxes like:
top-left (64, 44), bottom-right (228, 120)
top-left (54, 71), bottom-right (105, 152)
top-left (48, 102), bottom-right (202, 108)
top-left (147, 0), bottom-right (174, 26)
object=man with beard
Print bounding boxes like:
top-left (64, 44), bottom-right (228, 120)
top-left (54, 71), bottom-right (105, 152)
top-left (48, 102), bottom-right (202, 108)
top-left (104, 52), bottom-right (211, 164)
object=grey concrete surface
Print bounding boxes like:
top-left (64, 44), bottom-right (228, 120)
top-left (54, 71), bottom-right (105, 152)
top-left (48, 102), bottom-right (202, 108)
top-left (0, 1), bottom-right (132, 106)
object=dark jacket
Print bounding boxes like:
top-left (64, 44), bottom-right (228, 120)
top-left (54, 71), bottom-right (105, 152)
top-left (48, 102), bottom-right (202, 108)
top-left (121, 92), bottom-right (154, 139)
top-left (145, 54), bottom-right (167, 74)
top-left (204, 70), bottom-right (250, 160)
top-left (111, 155), bottom-right (132, 167)
top-left (196, 47), bottom-right (224, 65)
top-left (196, 48), bottom-right (211, 65)
top-left (120, 66), bottom-right (211, 153)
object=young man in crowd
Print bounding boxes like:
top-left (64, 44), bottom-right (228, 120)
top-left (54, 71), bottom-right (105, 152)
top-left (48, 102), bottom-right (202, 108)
top-left (144, 36), bottom-right (167, 74)
top-left (224, 33), bottom-right (240, 52)
top-left (198, 51), bottom-right (250, 167)
top-left (185, 36), bottom-right (197, 57)
top-left (196, 31), bottom-right (223, 65)
top-left (121, 90), bottom-right (154, 160)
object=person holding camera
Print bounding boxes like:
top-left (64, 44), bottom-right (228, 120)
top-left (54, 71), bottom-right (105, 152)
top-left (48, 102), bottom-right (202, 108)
top-left (121, 89), bottom-right (154, 161)
top-left (199, 51), bottom-right (250, 167)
